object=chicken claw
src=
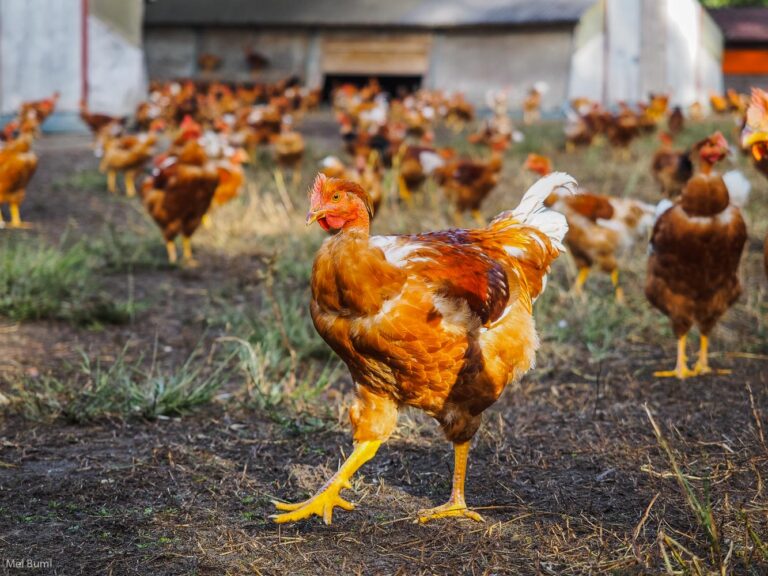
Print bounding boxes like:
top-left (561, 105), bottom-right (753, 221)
top-left (272, 482), bottom-right (355, 525)
top-left (271, 440), bottom-right (381, 525)
top-left (418, 501), bottom-right (484, 524)
top-left (654, 335), bottom-right (695, 379)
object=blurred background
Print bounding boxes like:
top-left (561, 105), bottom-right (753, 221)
top-left (1, 0), bottom-right (766, 129)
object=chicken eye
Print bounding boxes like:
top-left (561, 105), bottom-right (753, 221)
top-left (331, 192), bottom-right (341, 202)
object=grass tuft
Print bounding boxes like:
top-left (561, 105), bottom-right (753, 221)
top-left (5, 345), bottom-right (235, 422)
top-left (0, 235), bottom-right (138, 325)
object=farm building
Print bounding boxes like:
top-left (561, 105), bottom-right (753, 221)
top-left (0, 0), bottom-right (146, 129)
top-left (709, 7), bottom-right (768, 94)
top-left (143, 0), bottom-right (724, 112)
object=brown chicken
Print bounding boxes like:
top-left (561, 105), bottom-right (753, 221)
top-left (396, 144), bottom-right (453, 205)
top-left (100, 120), bottom-right (164, 196)
top-left (273, 120), bottom-right (305, 185)
top-left (526, 153), bottom-right (655, 302)
top-left (80, 100), bottom-right (126, 135)
top-left (0, 130), bottom-right (38, 228)
top-left (646, 132), bottom-right (746, 379)
top-left (19, 92), bottom-right (59, 125)
top-left (272, 171), bottom-right (575, 525)
top-left (436, 143), bottom-right (505, 224)
top-left (203, 147), bottom-right (249, 227)
top-left (140, 138), bottom-right (219, 265)
top-left (710, 93), bottom-right (729, 115)
top-left (651, 132), bottom-right (693, 199)
top-left (607, 105), bottom-right (640, 159)
top-left (522, 86), bottom-right (542, 125)
top-left (667, 106), bottom-right (684, 135)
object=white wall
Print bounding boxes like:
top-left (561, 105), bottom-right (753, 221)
top-left (0, 0), bottom-right (82, 115)
top-left (428, 30), bottom-right (574, 111)
top-left (569, 0), bottom-right (723, 107)
top-left (88, 14), bottom-right (147, 116)
top-left (0, 0), bottom-right (145, 119)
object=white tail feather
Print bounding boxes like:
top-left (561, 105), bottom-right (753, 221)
top-left (491, 172), bottom-right (577, 250)
top-left (512, 172), bottom-right (577, 222)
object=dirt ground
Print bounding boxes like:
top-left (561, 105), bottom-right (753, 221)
top-left (1, 120), bottom-right (767, 575)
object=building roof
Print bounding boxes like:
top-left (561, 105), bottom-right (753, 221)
top-left (144, 0), bottom-right (594, 28)
top-left (710, 8), bottom-right (768, 44)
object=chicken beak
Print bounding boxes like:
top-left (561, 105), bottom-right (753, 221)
top-left (306, 209), bottom-right (327, 226)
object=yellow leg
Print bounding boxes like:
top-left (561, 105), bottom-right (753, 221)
top-left (181, 236), bottom-right (198, 267)
top-left (165, 240), bottom-right (178, 264)
top-left (165, 241), bottom-right (178, 264)
top-left (292, 168), bottom-right (302, 188)
top-left (692, 335), bottom-right (731, 376)
top-left (654, 335), bottom-right (696, 379)
top-left (565, 141), bottom-right (575, 154)
top-left (398, 177), bottom-right (413, 207)
top-left (107, 170), bottom-right (117, 194)
top-left (9, 203), bottom-right (24, 228)
top-left (574, 267), bottom-right (590, 294)
top-left (610, 269), bottom-right (625, 304)
top-left (272, 440), bottom-right (382, 525)
top-left (453, 210), bottom-right (464, 227)
top-left (125, 171), bottom-right (137, 198)
top-left (418, 441), bottom-right (484, 523)
top-left (471, 209), bottom-right (485, 226)
top-left (201, 213), bottom-right (212, 229)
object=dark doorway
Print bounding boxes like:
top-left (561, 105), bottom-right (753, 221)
top-left (322, 74), bottom-right (423, 100)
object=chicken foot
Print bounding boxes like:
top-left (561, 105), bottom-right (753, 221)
top-left (182, 236), bottom-right (198, 267)
top-left (654, 334), bottom-right (696, 379)
top-left (165, 241), bottom-right (178, 264)
top-left (418, 441), bottom-right (484, 524)
top-left (107, 170), bottom-right (117, 194)
top-left (574, 267), bottom-right (590, 294)
top-left (692, 335), bottom-right (731, 376)
top-left (611, 269), bottom-right (625, 304)
top-left (124, 170), bottom-right (137, 197)
top-left (271, 439), bottom-right (382, 525)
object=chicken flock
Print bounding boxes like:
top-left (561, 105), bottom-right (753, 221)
top-left (2, 80), bottom-right (767, 526)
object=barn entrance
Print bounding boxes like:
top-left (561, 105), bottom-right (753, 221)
top-left (320, 34), bottom-right (431, 99)
top-left (322, 74), bottom-right (423, 100)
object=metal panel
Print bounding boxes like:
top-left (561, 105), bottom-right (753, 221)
top-left (144, 0), bottom-right (594, 28)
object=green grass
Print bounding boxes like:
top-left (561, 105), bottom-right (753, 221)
top-left (6, 345), bottom-right (235, 423)
top-left (53, 169), bottom-right (106, 192)
top-left (0, 235), bottom-right (139, 326)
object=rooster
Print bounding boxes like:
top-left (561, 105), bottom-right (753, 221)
top-left (646, 132), bottom-right (746, 379)
top-left (140, 135), bottom-right (219, 265)
top-left (0, 129), bottom-right (38, 228)
top-left (525, 153), bottom-right (654, 302)
top-left (272, 171), bottom-right (575, 525)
